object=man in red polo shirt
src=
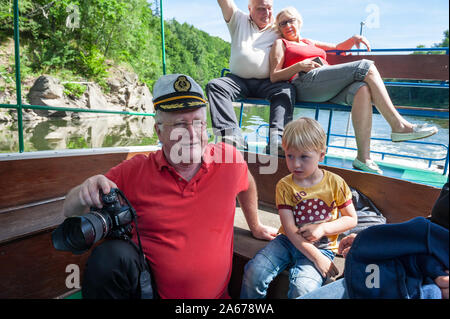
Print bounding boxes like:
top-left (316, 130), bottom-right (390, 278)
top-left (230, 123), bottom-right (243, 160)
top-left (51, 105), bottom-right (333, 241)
top-left (62, 74), bottom-right (277, 299)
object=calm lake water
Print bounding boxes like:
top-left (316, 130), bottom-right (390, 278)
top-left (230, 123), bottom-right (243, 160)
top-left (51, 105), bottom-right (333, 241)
top-left (1, 105), bottom-right (448, 172)
top-left (241, 106), bottom-right (449, 172)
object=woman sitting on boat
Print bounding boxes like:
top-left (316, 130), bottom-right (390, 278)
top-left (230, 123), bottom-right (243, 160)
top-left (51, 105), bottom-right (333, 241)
top-left (269, 7), bottom-right (438, 174)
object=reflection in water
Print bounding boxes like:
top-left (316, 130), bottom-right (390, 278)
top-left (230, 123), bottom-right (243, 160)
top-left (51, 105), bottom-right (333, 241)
top-left (0, 115), bottom-right (158, 152)
top-left (1, 106), bottom-right (449, 172)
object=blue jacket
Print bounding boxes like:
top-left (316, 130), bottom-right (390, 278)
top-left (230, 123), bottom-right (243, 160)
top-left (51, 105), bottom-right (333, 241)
top-left (345, 217), bottom-right (449, 299)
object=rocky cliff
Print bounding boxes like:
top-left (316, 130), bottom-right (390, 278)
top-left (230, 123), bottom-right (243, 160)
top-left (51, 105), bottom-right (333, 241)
top-left (1, 66), bottom-right (154, 123)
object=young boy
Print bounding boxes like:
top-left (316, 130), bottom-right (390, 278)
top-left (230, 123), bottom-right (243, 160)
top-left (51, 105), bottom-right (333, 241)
top-left (240, 117), bottom-right (358, 299)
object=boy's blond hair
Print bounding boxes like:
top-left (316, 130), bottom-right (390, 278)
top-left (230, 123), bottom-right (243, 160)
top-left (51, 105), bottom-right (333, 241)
top-left (282, 117), bottom-right (327, 153)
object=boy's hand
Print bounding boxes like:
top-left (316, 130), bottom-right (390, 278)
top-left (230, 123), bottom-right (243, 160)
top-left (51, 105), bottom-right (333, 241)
top-left (338, 233), bottom-right (357, 258)
top-left (313, 254), bottom-right (339, 279)
top-left (435, 270), bottom-right (449, 299)
top-left (298, 223), bottom-right (325, 242)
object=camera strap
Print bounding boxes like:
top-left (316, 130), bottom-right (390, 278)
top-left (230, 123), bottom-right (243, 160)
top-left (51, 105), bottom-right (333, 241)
top-left (127, 239), bottom-right (156, 299)
top-left (117, 189), bottom-right (157, 299)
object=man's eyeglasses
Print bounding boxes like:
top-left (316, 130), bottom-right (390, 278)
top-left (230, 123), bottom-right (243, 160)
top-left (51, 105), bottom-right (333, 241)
top-left (161, 120), bottom-right (206, 130)
top-left (278, 18), bottom-right (296, 28)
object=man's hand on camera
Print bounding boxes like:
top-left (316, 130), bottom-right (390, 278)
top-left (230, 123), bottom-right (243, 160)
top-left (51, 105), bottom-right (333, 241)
top-left (79, 175), bottom-right (117, 209)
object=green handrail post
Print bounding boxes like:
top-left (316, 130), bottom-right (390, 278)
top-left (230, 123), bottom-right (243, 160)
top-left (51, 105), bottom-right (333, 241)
top-left (13, 0), bottom-right (24, 152)
top-left (160, 0), bottom-right (166, 75)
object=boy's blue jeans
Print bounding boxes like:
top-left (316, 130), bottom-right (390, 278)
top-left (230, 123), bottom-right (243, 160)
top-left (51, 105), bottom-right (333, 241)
top-left (240, 234), bottom-right (334, 299)
top-left (299, 278), bottom-right (349, 299)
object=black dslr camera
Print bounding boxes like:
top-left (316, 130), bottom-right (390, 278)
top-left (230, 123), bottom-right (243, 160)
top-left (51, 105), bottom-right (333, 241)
top-left (52, 188), bottom-right (136, 255)
top-left (52, 188), bottom-right (154, 298)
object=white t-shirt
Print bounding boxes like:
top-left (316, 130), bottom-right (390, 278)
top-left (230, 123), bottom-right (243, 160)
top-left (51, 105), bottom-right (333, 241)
top-left (227, 9), bottom-right (279, 79)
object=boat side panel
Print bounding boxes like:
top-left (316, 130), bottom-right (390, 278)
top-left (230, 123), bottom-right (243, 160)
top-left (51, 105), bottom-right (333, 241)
top-left (327, 54), bottom-right (449, 81)
top-left (0, 199), bottom-right (64, 244)
top-left (0, 229), bottom-right (94, 299)
top-left (0, 152), bottom-right (152, 210)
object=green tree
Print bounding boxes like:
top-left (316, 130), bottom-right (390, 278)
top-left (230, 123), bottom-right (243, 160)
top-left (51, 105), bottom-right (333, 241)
top-left (414, 29), bottom-right (449, 54)
top-left (0, 0), bottom-right (230, 91)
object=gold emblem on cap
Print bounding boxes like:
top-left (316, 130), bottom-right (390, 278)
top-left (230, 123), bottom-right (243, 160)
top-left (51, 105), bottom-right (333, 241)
top-left (174, 76), bottom-right (191, 92)
top-left (188, 101), bottom-right (205, 107)
top-left (160, 103), bottom-right (185, 110)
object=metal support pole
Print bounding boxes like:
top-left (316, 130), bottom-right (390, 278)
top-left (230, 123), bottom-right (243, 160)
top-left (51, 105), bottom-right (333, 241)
top-left (13, 0), bottom-right (24, 152)
top-left (326, 110), bottom-right (333, 148)
top-left (314, 106), bottom-right (319, 121)
top-left (444, 148), bottom-right (449, 176)
top-left (358, 21), bottom-right (365, 56)
top-left (239, 102), bottom-right (244, 128)
top-left (360, 21), bottom-right (365, 36)
top-left (160, 0), bottom-right (166, 75)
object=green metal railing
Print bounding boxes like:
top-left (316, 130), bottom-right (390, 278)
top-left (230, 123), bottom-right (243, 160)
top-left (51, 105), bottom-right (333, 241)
top-left (13, 0), bottom-right (24, 152)
top-left (1, 0), bottom-right (157, 153)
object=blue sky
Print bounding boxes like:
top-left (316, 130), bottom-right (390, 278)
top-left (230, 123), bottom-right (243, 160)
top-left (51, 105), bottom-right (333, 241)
top-left (162, 0), bottom-right (449, 49)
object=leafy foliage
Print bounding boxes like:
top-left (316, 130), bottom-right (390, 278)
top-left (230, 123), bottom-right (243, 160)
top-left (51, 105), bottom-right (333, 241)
top-left (63, 82), bottom-right (86, 99)
top-left (414, 29), bottom-right (449, 55)
top-left (0, 0), bottom-right (230, 90)
top-left (164, 19), bottom-right (230, 87)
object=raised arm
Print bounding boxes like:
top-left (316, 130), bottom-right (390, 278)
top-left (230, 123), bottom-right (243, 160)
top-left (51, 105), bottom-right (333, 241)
top-left (337, 35), bottom-right (371, 52)
top-left (312, 35), bottom-right (371, 53)
top-left (218, 0), bottom-right (237, 23)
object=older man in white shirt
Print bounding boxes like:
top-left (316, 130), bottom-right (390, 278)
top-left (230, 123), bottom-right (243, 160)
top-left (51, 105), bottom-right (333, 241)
top-left (206, 0), bottom-right (295, 154)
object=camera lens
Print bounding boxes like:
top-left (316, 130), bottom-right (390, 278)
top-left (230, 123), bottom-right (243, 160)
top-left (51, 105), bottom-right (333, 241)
top-left (65, 218), bottom-right (91, 250)
top-left (52, 212), bottom-right (112, 254)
